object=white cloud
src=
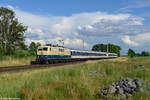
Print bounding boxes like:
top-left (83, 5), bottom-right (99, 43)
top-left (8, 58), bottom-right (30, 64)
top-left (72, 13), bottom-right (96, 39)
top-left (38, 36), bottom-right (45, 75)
top-left (78, 14), bottom-right (145, 37)
top-left (7, 5), bottom-right (15, 10)
top-left (27, 28), bottom-right (43, 35)
top-left (3, 5), bottom-right (150, 51)
top-left (25, 38), bottom-right (46, 45)
top-left (133, 33), bottom-right (150, 41)
top-left (64, 38), bottom-right (88, 48)
top-left (121, 35), bottom-right (140, 46)
top-left (126, 0), bottom-right (150, 9)
top-left (118, 0), bottom-right (150, 13)
top-left (77, 26), bottom-right (82, 30)
top-left (84, 25), bottom-right (94, 31)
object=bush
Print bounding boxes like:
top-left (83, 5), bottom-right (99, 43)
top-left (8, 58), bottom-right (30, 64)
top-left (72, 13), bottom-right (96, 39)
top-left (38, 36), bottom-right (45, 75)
top-left (13, 49), bottom-right (31, 58)
top-left (0, 44), bottom-right (4, 56)
top-left (141, 51), bottom-right (149, 56)
top-left (128, 49), bottom-right (135, 58)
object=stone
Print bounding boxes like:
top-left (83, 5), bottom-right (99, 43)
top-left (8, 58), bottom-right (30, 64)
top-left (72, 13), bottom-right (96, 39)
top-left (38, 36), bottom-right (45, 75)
top-left (101, 88), bottom-right (108, 95)
top-left (89, 71), bottom-right (98, 75)
top-left (109, 85), bottom-right (117, 93)
top-left (135, 65), bottom-right (145, 69)
top-left (99, 72), bottom-right (106, 76)
top-left (97, 78), bottom-right (150, 98)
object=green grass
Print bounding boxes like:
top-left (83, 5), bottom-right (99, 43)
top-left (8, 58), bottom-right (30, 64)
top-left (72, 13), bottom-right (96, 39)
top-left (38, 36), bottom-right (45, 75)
top-left (126, 56), bottom-right (150, 61)
top-left (0, 57), bottom-right (150, 100)
top-left (0, 56), bottom-right (35, 67)
top-left (132, 56), bottom-right (150, 61)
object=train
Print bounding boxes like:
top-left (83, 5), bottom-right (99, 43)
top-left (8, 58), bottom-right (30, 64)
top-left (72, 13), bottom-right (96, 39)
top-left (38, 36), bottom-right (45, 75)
top-left (32, 44), bottom-right (117, 64)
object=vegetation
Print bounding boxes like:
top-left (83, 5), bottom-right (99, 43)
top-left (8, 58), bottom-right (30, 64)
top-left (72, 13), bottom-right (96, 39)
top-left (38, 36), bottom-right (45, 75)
top-left (0, 7), bottom-right (27, 55)
top-left (92, 43), bottom-right (121, 56)
top-left (128, 48), bottom-right (136, 58)
top-left (0, 7), bottom-right (41, 61)
top-left (29, 42), bottom-right (41, 55)
top-left (0, 57), bottom-right (150, 99)
top-left (0, 56), bottom-right (35, 67)
top-left (0, 41), bottom-right (41, 67)
top-left (137, 51), bottom-right (150, 56)
top-left (128, 49), bottom-right (150, 57)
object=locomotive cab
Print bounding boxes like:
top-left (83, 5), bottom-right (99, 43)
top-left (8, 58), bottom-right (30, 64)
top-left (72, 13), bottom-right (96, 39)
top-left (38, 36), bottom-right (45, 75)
top-left (36, 45), bottom-right (71, 63)
top-left (36, 46), bottom-right (50, 62)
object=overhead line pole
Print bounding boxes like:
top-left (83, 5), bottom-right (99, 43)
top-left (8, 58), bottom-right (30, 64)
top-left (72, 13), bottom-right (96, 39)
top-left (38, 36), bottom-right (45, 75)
top-left (83, 40), bottom-right (84, 50)
top-left (107, 43), bottom-right (109, 53)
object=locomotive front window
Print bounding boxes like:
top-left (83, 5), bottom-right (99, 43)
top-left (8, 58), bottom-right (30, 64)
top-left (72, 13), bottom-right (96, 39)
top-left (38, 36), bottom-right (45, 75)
top-left (43, 48), bottom-right (48, 51)
top-left (38, 49), bottom-right (42, 51)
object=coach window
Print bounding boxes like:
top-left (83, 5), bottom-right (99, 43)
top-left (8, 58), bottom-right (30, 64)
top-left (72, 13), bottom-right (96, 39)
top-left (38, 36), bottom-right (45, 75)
top-left (71, 51), bottom-right (74, 55)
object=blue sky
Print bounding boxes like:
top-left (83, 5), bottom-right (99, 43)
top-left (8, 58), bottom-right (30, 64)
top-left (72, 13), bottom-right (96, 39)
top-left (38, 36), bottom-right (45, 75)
top-left (1, 0), bottom-right (124, 15)
top-left (1, 0), bottom-right (150, 54)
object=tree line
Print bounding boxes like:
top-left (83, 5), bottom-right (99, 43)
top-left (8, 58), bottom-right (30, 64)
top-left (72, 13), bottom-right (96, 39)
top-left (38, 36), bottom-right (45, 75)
top-left (127, 49), bottom-right (150, 58)
top-left (92, 43), bottom-right (121, 56)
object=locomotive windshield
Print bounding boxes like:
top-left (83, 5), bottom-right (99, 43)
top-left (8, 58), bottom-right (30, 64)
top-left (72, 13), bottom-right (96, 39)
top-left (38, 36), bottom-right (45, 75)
top-left (43, 48), bottom-right (48, 51)
top-left (38, 47), bottom-right (48, 51)
top-left (38, 48), bottom-right (42, 51)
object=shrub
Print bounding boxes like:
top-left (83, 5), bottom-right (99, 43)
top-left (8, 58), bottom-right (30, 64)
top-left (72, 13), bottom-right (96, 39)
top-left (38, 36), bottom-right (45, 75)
top-left (13, 49), bottom-right (31, 58)
top-left (141, 51), bottom-right (149, 56)
top-left (128, 49), bottom-right (135, 58)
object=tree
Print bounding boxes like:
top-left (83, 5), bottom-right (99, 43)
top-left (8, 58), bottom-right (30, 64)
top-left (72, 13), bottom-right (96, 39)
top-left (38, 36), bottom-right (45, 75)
top-left (18, 42), bottom-right (28, 50)
top-left (127, 49), bottom-right (135, 58)
top-left (141, 51), bottom-right (149, 56)
top-left (29, 42), bottom-right (41, 55)
top-left (136, 53), bottom-right (141, 56)
top-left (0, 7), bottom-right (27, 55)
top-left (92, 43), bottom-right (121, 56)
top-left (92, 44), bottom-right (107, 52)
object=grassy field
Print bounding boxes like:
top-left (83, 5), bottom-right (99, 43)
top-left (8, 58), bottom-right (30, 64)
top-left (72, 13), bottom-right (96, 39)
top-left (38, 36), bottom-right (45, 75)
top-left (0, 57), bottom-right (150, 100)
top-left (0, 56), bottom-right (35, 67)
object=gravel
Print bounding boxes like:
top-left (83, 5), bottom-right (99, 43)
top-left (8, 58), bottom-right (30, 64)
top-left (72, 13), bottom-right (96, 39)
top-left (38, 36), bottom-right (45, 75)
top-left (97, 78), bottom-right (150, 98)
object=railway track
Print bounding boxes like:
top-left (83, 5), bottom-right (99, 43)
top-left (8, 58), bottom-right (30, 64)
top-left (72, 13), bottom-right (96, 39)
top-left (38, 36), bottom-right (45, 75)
top-left (0, 57), bottom-right (117, 72)
top-left (0, 61), bottom-right (85, 72)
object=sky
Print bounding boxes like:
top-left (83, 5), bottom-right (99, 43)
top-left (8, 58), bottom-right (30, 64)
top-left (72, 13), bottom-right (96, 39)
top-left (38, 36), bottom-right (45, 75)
top-left (1, 0), bottom-right (150, 54)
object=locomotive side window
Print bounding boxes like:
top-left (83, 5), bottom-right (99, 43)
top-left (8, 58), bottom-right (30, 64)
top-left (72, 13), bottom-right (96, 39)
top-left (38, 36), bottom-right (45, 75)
top-left (59, 48), bottom-right (64, 52)
top-left (53, 48), bottom-right (58, 52)
top-left (62, 49), bottom-right (64, 52)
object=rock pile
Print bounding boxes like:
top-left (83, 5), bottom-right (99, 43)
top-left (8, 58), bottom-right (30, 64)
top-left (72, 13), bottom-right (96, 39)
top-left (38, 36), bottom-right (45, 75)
top-left (97, 78), bottom-right (149, 98)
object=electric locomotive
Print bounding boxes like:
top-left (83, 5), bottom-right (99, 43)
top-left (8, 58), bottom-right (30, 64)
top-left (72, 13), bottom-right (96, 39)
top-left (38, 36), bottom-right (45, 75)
top-left (36, 44), bottom-right (71, 64)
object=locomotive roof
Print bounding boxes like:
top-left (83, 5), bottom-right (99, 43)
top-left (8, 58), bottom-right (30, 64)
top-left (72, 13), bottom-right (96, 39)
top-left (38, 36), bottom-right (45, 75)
top-left (38, 45), bottom-right (70, 49)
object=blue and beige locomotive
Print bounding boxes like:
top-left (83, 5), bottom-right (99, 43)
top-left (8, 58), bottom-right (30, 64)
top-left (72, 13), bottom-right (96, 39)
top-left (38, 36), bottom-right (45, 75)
top-left (35, 44), bottom-right (117, 64)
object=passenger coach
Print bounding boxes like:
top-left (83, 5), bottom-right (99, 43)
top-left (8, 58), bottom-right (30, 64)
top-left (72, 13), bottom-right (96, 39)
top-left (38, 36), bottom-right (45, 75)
top-left (71, 50), bottom-right (117, 58)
